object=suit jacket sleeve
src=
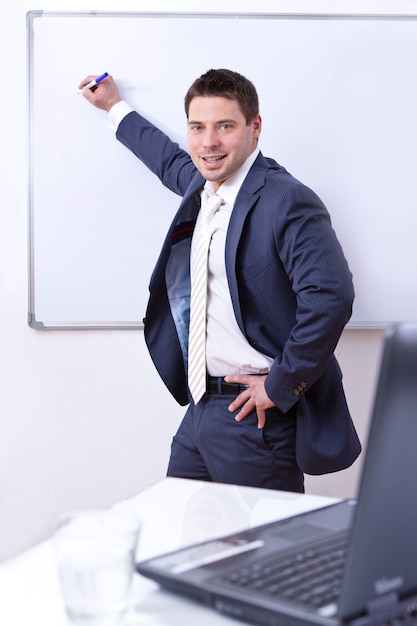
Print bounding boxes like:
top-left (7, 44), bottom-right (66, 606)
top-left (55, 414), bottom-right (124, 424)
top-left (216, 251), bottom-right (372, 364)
top-left (260, 179), bottom-right (354, 413)
top-left (116, 110), bottom-right (196, 197)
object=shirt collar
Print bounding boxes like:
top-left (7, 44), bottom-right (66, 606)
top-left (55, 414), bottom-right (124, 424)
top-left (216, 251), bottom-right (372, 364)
top-left (204, 148), bottom-right (260, 207)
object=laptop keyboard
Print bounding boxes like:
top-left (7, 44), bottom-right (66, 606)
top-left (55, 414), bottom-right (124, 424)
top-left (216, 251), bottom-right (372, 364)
top-left (213, 531), bottom-right (350, 610)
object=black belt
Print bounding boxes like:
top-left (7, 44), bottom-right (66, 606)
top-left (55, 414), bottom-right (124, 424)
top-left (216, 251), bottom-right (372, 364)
top-left (207, 376), bottom-right (249, 395)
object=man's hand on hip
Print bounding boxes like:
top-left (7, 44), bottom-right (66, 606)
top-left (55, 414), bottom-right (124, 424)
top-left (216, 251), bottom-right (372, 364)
top-left (225, 374), bottom-right (275, 429)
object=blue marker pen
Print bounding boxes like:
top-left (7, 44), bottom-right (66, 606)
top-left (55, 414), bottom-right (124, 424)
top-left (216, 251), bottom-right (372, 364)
top-left (77, 72), bottom-right (108, 94)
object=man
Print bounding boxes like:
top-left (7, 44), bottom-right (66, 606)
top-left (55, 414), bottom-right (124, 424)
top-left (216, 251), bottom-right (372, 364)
top-left (79, 68), bottom-right (361, 493)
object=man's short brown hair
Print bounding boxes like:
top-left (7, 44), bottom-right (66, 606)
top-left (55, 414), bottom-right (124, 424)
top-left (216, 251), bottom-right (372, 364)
top-left (184, 68), bottom-right (260, 125)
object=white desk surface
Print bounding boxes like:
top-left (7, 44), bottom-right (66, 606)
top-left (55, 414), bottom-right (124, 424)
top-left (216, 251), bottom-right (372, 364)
top-left (0, 477), bottom-right (337, 626)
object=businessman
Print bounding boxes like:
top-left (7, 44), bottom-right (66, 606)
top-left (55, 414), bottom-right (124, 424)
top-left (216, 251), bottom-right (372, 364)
top-left (79, 68), bottom-right (361, 493)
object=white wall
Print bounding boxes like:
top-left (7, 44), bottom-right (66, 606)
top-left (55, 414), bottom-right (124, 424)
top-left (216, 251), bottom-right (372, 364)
top-left (0, 0), bottom-right (412, 563)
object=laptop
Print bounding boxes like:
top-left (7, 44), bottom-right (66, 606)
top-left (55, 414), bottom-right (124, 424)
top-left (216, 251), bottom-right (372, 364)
top-left (136, 322), bottom-right (417, 626)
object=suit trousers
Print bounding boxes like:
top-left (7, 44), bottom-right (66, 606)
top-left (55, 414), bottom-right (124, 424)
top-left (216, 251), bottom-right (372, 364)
top-left (167, 392), bottom-right (304, 493)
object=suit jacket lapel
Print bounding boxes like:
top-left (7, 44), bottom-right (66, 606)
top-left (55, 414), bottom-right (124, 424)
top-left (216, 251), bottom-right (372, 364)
top-left (225, 154), bottom-right (269, 332)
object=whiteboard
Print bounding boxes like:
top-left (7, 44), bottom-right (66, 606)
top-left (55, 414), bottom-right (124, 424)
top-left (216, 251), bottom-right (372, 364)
top-left (27, 11), bottom-right (417, 328)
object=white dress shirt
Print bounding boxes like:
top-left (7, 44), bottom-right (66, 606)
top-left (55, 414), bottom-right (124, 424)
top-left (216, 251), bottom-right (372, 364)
top-left (200, 154), bottom-right (273, 376)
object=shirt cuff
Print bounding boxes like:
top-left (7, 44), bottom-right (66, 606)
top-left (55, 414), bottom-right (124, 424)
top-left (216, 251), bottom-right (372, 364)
top-left (107, 100), bottom-right (134, 131)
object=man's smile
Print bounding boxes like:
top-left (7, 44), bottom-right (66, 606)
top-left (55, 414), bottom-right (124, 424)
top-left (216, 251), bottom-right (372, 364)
top-left (202, 155), bottom-right (226, 162)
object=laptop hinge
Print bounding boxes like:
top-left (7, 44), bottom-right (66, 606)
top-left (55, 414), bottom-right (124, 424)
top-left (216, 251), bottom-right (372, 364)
top-left (366, 592), bottom-right (399, 617)
top-left (350, 593), bottom-right (401, 626)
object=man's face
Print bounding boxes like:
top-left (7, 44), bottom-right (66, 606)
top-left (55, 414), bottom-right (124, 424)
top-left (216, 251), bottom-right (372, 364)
top-left (187, 96), bottom-right (262, 191)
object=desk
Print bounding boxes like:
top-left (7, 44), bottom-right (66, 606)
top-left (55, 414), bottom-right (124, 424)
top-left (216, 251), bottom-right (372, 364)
top-left (0, 478), bottom-right (337, 625)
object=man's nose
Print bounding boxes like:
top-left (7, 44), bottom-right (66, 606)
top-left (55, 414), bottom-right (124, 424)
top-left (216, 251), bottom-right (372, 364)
top-left (203, 129), bottom-right (219, 149)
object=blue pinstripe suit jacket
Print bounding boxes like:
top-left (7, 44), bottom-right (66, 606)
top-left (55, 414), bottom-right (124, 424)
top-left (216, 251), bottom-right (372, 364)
top-left (117, 111), bottom-right (361, 475)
